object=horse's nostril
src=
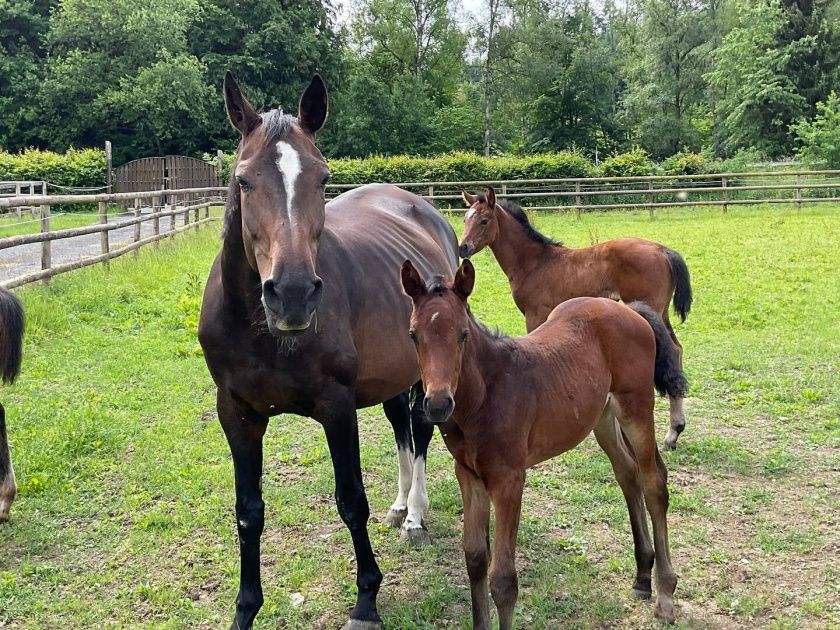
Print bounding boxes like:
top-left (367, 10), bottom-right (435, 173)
top-left (263, 279), bottom-right (277, 296)
top-left (312, 277), bottom-right (324, 298)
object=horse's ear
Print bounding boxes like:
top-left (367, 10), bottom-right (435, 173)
top-left (453, 259), bottom-right (475, 302)
top-left (401, 260), bottom-right (425, 300)
top-left (462, 191), bottom-right (477, 207)
top-left (224, 71), bottom-right (260, 136)
top-left (485, 187), bottom-right (496, 208)
top-left (299, 74), bottom-right (329, 135)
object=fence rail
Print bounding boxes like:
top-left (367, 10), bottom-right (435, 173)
top-left (0, 187), bottom-right (227, 289)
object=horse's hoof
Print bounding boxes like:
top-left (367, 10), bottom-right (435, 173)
top-left (341, 620), bottom-right (383, 630)
top-left (400, 525), bottom-right (433, 547)
top-left (631, 587), bottom-right (652, 600)
top-left (661, 439), bottom-right (678, 451)
top-left (383, 508), bottom-right (407, 529)
top-left (654, 600), bottom-right (676, 624)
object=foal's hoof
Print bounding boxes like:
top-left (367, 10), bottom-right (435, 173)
top-left (383, 508), bottom-right (407, 529)
top-left (654, 600), bottom-right (676, 624)
top-left (662, 438), bottom-right (678, 451)
top-left (400, 525), bottom-right (433, 547)
top-left (341, 620), bottom-right (383, 630)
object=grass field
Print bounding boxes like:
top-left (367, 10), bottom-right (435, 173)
top-left (0, 205), bottom-right (837, 629)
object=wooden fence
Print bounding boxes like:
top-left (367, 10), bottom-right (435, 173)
top-left (323, 169), bottom-right (840, 215)
top-left (0, 186), bottom-right (227, 289)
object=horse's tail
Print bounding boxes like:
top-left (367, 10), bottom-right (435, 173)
top-left (0, 287), bottom-right (24, 384)
top-left (628, 301), bottom-right (687, 399)
top-left (664, 247), bottom-right (692, 323)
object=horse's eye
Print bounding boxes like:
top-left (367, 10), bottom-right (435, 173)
top-left (480, 218), bottom-right (489, 225)
top-left (237, 176), bottom-right (251, 192)
top-left (459, 330), bottom-right (468, 344)
top-left (409, 329), bottom-right (417, 343)
top-left (321, 174), bottom-right (331, 188)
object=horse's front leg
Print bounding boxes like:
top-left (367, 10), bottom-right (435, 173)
top-left (401, 382), bottom-right (433, 546)
top-left (383, 392), bottom-right (413, 528)
top-left (456, 462), bottom-right (492, 630)
top-left (488, 470), bottom-right (525, 630)
top-left (317, 389), bottom-right (383, 629)
top-left (217, 391), bottom-right (269, 630)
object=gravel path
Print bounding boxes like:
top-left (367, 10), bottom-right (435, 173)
top-left (0, 210), bottom-right (186, 283)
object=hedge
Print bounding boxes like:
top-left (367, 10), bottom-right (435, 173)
top-left (0, 148), bottom-right (106, 189)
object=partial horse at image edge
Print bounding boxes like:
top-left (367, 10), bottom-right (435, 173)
top-left (0, 286), bottom-right (24, 523)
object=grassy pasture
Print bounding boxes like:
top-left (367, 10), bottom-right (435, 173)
top-left (0, 205), bottom-right (837, 628)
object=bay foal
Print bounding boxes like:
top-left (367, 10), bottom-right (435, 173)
top-left (401, 259), bottom-right (685, 627)
top-left (459, 188), bottom-right (692, 449)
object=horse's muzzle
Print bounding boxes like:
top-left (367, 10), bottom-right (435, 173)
top-left (458, 243), bottom-right (474, 259)
top-left (423, 391), bottom-right (455, 424)
top-left (262, 275), bottom-right (323, 335)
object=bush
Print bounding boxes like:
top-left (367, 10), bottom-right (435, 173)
top-left (0, 148), bottom-right (105, 188)
top-left (794, 92), bottom-right (840, 168)
top-left (597, 148), bottom-right (655, 177)
top-left (661, 151), bottom-right (708, 175)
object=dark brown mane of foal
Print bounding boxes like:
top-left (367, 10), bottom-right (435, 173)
top-left (402, 258), bottom-right (685, 629)
top-left (459, 186), bottom-right (692, 450)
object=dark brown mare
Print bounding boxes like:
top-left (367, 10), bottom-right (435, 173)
top-left (401, 258), bottom-right (686, 628)
top-left (459, 188), bottom-right (693, 449)
top-left (198, 74), bottom-right (457, 629)
top-left (0, 287), bottom-right (24, 523)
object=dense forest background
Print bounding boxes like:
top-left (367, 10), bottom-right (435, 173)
top-left (1, 0), bottom-right (839, 164)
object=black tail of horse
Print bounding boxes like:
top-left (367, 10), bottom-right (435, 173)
top-left (629, 301), bottom-right (687, 399)
top-left (664, 247), bottom-right (692, 323)
top-left (0, 287), bottom-right (23, 384)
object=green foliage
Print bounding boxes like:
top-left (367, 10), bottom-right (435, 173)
top-left (597, 148), bottom-right (654, 177)
top-left (661, 151), bottom-right (708, 176)
top-left (793, 92), bottom-right (840, 168)
top-left (0, 148), bottom-right (104, 187)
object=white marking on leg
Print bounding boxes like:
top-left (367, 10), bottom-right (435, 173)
top-left (404, 454), bottom-right (429, 530)
top-left (389, 446), bottom-right (413, 513)
top-left (275, 140), bottom-right (302, 220)
top-left (0, 462), bottom-right (16, 522)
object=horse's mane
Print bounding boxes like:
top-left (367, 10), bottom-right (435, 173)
top-left (477, 193), bottom-right (561, 247)
top-left (426, 276), bottom-right (509, 340)
top-left (222, 108), bottom-right (298, 240)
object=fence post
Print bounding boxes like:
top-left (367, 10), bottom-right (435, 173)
top-left (184, 193), bottom-right (191, 227)
top-left (427, 185), bottom-right (434, 199)
top-left (169, 194), bottom-right (177, 232)
top-left (99, 201), bottom-right (109, 266)
top-left (105, 141), bottom-right (113, 194)
top-left (40, 205), bottom-right (51, 277)
top-left (133, 197), bottom-right (141, 257)
top-left (217, 149), bottom-right (224, 185)
top-left (194, 195), bottom-right (200, 230)
top-left (795, 174), bottom-right (802, 211)
top-left (152, 194), bottom-right (160, 247)
top-left (575, 182), bottom-right (582, 219)
top-left (722, 176), bottom-right (728, 214)
top-left (14, 184), bottom-right (21, 218)
top-left (501, 183), bottom-right (507, 196)
top-left (647, 180), bottom-right (654, 217)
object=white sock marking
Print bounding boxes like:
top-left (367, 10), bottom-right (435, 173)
top-left (389, 446), bottom-right (413, 513)
top-left (404, 455), bottom-right (429, 530)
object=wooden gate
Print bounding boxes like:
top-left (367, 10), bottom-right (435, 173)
top-left (114, 155), bottom-right (219, 194)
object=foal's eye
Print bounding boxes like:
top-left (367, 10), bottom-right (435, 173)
top-left (480, 218), bottom-right (489, 225)
top-left (320, 174), bottom-right (331, 189)
top-left (409, 329), bottom-right (417, 343)
top-left (459, 330), bottom-right (468, 344)
top-left (237, 176), bottom-right (251, 192)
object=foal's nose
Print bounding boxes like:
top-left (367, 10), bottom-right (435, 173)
top-left (458, 243), bottom-right (474, 259)
top-left (423, 392), bottom-right (455, 424)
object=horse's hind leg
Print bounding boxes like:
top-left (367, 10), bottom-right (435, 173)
top-left (662, 312), bottom-right (686, 450)
top-left (400, 381), bottom-right (433, 546)
top-left (0, 403), bottom-right (16, 523)
top-left (615, 393), bottom-right (678, 623)
top-left (593, 401), bottom-right (654, 599)
top-left (383, 392), bottom-right (413, 528)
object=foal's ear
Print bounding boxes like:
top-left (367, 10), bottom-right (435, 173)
top-left (462, 191), bottom-right (477, 207)
top-left (299, 74), bottom-right (329, 135)
top-left (453, 259), bottom-right (475, 302)
top-left (485, 187), bottom-right (496, 208)
top-left (224, 71), bottom-right (260, 136)
top-left (401, 260), bottom-right (425, 300)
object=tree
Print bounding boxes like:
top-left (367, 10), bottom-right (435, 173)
top-left (794, 91), bottom-right (840, 167)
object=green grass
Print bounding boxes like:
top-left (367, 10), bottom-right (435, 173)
top-left (1, 205), bottom-right (838, 628)
top-left (0, 205), bottom-right (126, 238)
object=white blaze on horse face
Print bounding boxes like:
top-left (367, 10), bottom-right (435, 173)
top-left (275, 140), bottom-right (302, 220)
top-left (430, 312), bottom-right (439, 324)
top-left (465, 206), bottom-right (477, 221)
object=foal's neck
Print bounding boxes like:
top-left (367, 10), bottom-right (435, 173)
top-left (452, 317), bottom-right (510, 425)
top-left (490, 210), bottom-right (552, 284)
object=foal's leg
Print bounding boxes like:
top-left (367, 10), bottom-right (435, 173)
top-left (317, 389), bottom-right (383, 629)
top-left (0, 404), bottom-right (16, 523)
top-left (593, 404), bottom-right (654, 598)
top-left (488, 470), bottom-right (525, 630)
top-left (401, 383), bottom-right (433, 546)
top-left (217, 391), bottom-right (269, 630)
top-left (662, 312), bottom-right (686, 450)
top-left (616, 394), bottom-right (678, 623)
top-left (383, 392), bottom-right (413, 528)
top-left (456, 463), bottom-right (492, 630)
